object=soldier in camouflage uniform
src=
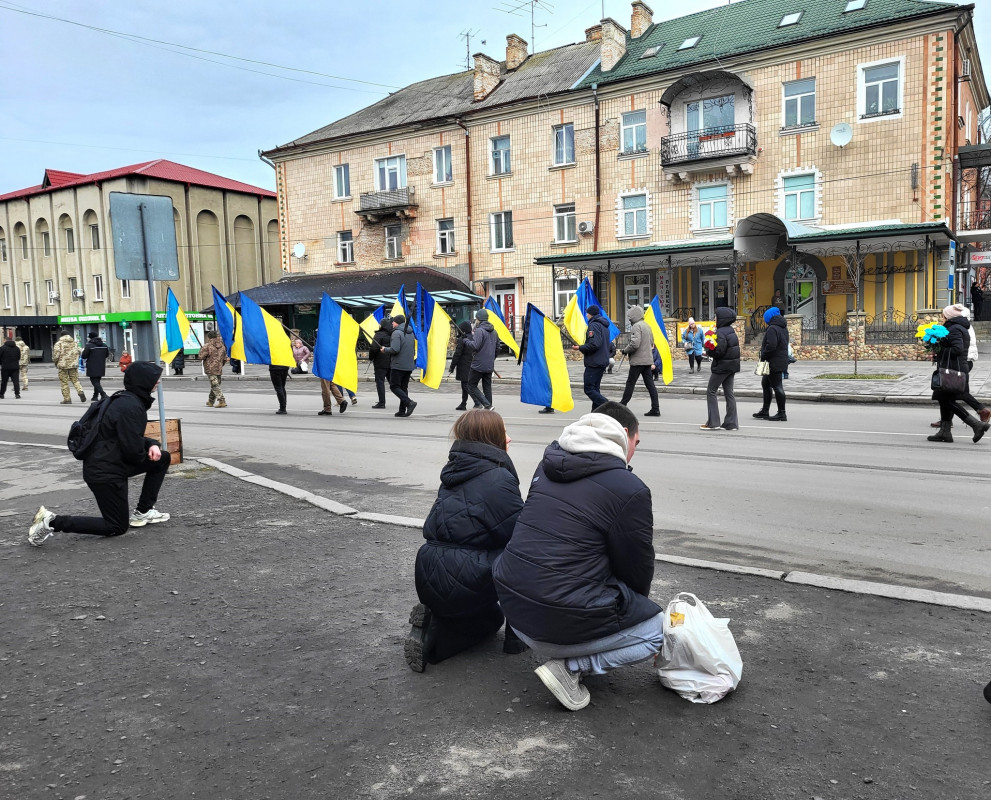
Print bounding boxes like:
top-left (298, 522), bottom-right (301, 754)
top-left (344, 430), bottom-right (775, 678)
top-left (200, 330), bottom-right (228, 408)
top-left (15, 336), bottom-right (30, 391)
top-left (52, 332), bottom-right (87, 404)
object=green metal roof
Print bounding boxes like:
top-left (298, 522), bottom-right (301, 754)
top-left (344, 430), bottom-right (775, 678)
top-left (580, 0), bottom-right (962, 89)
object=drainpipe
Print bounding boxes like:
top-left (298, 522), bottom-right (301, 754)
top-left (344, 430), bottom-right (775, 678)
top-left (454, 118), bottom-right (474, 285)
top-left (592, 84), bottom-right (601, 252)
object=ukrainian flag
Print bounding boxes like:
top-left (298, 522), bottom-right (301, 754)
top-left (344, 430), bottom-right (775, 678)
top-left (238, 292), bottom-right (295, 367)
top-left (393, 284), bottom-right (421, 368)
top-left (160, 287), bottom-right (191, 364)
top-left (520, 303), bottom-right (574, 412)
top-left (483, 296), bottom-right (520, 358)
top-left (561, 277), bottom-right (621, 344)
top-left (414, 284), bottom-right (452, 390)
top-left (359, 304), bottom-right (386, 343)
top-left (211, 285), bottom-right (245, 362)
top-left (644, 294), bottom-right (673, 385)
top-left (312, 293), bottom-right (360, 392)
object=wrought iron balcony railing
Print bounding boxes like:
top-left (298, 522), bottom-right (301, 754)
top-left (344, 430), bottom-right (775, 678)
top-left (957, 200), bottom-right (991, 233)
top-left (357, 187), bottom-right (417, 219)
top-left (660, 123), bottom-right (757, 167)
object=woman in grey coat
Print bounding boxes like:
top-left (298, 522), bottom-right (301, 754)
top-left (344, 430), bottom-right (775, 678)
top-left (619, 306), bottom-right (659, 417)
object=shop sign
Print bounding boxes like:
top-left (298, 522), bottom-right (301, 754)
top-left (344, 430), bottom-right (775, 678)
top-left (821, 280), bottom-right (857, 295)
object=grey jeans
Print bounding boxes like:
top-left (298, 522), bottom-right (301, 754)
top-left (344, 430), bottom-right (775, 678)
top-left (516, 612), bottom-right (665, 676)
top-left (706, 371), bottom-right (737, 428)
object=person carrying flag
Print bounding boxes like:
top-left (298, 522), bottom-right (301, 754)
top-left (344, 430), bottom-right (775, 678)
top-left (619, 306), bottom-right (659, 417)
top-left (384, 314), bottom-right (417, 417)
top-left (368, 318), bottom-right (394, 409)
top-left (464, 309), bottom-right (497, 410)
top-left (570, 305), bottom-right (611, 411)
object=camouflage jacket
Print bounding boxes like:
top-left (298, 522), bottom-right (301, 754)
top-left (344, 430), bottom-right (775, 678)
top-left (201, 338), bottom-right (228, 375)
top-left (52, 335), bottom-right (81, 370)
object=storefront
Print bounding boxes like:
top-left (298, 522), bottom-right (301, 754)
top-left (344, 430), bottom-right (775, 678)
top-left (57, 311), bottom-right (214, 363)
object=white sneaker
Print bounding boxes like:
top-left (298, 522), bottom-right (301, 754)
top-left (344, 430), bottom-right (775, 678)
top-left (129, 508), bottom-right (170, 527)
top-left (534, 659), bottom-right (590, 711)
top-left (28, 505), bottom-right (56, 547)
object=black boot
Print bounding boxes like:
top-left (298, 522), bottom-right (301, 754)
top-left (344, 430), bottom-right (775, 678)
top-left (927, 421), bottom-right (953, 442)
top-left (963, 413), bottom-right (990, 443)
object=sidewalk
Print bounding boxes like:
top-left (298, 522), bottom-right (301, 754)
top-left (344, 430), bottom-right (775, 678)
top-left (3, 443), bottom-right (988, 799)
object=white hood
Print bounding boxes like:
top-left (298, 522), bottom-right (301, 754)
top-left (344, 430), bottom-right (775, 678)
top-left (558, 413), bottom-right (629, 463)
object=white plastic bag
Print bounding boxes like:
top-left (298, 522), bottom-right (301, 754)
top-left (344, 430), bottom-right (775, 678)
top-left (656, 592), bottom-right (743, 704)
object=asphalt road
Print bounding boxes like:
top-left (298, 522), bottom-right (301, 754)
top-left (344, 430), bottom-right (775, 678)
top-left (3, 376), bottom-right (990, 597)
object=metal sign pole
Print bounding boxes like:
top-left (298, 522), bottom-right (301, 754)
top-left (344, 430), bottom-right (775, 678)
top-left (139, 202), bottom-right (168, 441)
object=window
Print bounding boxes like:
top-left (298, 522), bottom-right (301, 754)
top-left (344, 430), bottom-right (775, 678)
top-left (437, 219), bottom-right (455, 254)
top-left (384, 225), bottom-right (401, 259)
top-left (338, 230), bottom-right (354, 263)
top-left (69, 277), bottom-right (78, 298)
top-left (433, 146), bottom-right (452, 183)
top-left (553, 124), bottom-right (575, 165)
top-left (779, 11), bottom-right (802, 26)
top-left (844, 0), bottom-right (867, 11)
top-left (783, 174), bottom-right (816, 220)
top-left (554, 204), bottom-right (576, 243)
top-left (554, 277), bottom-right (578, 316)
top-left (783, 78), bottom-right (816, 128)
top-left (90, 224), bottom-right (100, 250)
top-left (333, 164), bottom-right (350, 199)
top-left (697, 185), bottom-right (728, 229)
top-left (640, 45), bottom-right (662, 59)
top-left (121, 279), bottom-right (131, 298)
top-left (620, 194), bottom-right (648, 237)
top-left (861, 61), bottom-right (901, 118)
top-left (687, 95), bottom-right (735, 133)
top-left (20, 235), bottom-right (28, 258)
top-left (490, 211), bottom-right (514, 251)
top-left (2, 284), bottom-right (9, 309)
top-left (679, 36), bottom-right (700, 50)
top-left (65, 227), bottom-right (74, 253)
top-left (374, 156), bottom-right (407, 191)
top-left (46, 279), bottom-right (54, 303)
top-left (491, 136), bottom-right (511, 175)
top-left (0, 238), bottom-right (6, 262)
top-left (93, 274), bottom-right (104, 301)
top-left (23, 282), bottom-right (32, 306)
top-left (621, 111), bottom-right (647, 154)
top-left (42, 231), bottom-right (51, 256)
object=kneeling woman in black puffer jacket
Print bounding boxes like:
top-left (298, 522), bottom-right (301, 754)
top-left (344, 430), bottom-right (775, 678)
top-left (406, 410), bottom-right (525, 672)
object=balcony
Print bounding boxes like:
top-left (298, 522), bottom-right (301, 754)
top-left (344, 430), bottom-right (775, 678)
top-left (356, 187), bottom-right (417, 222)
top-left (955, 200), bottom-right (991, 244)
top-left (660, 123), bottom-right (758, 183)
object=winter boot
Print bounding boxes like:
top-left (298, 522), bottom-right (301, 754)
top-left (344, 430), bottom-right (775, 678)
top-left (216, 400), bottom-right (227, 408)
top-left (962, 413), bottom-right (990, 443)
top-left (927, 421), bottom-right (953, 443)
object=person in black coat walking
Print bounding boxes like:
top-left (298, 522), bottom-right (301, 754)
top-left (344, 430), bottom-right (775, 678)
top-left (754, 307), bottom-right (790, 422)
top-left (27, 361), bottom-right (172, 546)
top-left (81, 332), bottom-right (110, 401)
top-left (405, 410), bottom-right (525, 672)
top-left (464, 309), bottom-right (497, 409)
top-left (0, 334), bottom-right (22, 399)
top-left (367, 318), bottom-right (393, 409)
top-left (927, 304), bottom-right (990, 444)
top-left (172, 347), bottom-right (186, 376)
top-left (700, 307), bottom-right (741, 430)
top-left (449, 320), bottom-right (474, 410)
top-left (572, 305), bottom-right (612, 411)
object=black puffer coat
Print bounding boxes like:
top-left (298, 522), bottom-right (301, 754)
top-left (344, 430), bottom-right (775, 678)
top-left (369, 321), bottom-right (393, 370)
top-left (0, 339), bottom-right (20, 370)
top-left (449, 322), bottom-right (474, 381)
top-left (710, 307), bottom-right (741, 374)
top-left (933, 315), bottom-right (970, 400)
top-left (415, 440), bottom-right (523, 619)
top-left (578, 314), bottom-right (612, 368)
top-left (760, 314), bottom-right (790, 372)
top-left (83, 361), bottom-right (162, 484)
top-left (81, 337), bottom-right (109, 378)
top-left (493, 438), bottom-right (660, 645)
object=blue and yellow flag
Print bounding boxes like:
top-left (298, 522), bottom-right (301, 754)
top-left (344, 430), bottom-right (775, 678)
top-left (238, 292), bottom-right (295, 367)
top-left (160, 287), bottom-right (191, 364)
top-left (359, 304), bottom-right (386, 343)
top-left (520, 303), bottom-right (574, 412)
top-left (644, 295), bottom-right (673, 385)
top-left (484, 296), bottom-right (520, 358)
top-left (562, 278), bottom-right (621, 344)
top-left (211, 285), bottom-right (245, 362)
top-left (312, 293), bottom-right (360, 392)
top-left (415, 284), bottom-right (452, 390)
top-left (392, 284), bottom-right (422, 368)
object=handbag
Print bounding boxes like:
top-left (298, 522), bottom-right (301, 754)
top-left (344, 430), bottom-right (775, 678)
top-left (931, 367), bottom-right (966, 394)
top-left (754, 360), bottom-right (770, 376)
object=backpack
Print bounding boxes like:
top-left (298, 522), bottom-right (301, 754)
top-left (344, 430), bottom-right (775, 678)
top-left (67, 392), bottom-right (122, 460)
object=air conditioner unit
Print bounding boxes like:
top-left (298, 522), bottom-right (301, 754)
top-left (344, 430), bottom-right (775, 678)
top-left (72, 289), bottom-right (85, 299)
top-left (961, 58), bottom-right (972, 80)
top-left (49, 292), bottom-right (60, 302)
top-left (578, 220), bottom-right (595, 235)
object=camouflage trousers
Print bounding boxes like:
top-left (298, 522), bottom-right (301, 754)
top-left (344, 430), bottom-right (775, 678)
top-left (207, 374), bottom-right (225, 404)
top-left (19, 365), bottom-right (28, 389)
top-left (58, 368), bottom-right (85, 401)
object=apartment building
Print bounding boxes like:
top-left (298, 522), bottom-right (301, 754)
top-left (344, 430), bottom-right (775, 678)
top-left (0, 160), bottom-right (279, 360)
top-left (263, 0), bottom-right (989, 340)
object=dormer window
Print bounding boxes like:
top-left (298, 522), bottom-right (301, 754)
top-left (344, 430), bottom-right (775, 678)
top-left (779, 12), bottom-right (802, 27)
top-left (640, 45), bottom-right (662, 60)
top-left (844, 0), bottom-right (867, 11)
top-left (679, 36), bottom-right (701, 50)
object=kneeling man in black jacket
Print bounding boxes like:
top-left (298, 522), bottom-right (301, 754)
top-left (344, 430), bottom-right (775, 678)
top-left (28, 361), bottom-right (172, 546)
top-left (493, 401), bottom-right (663, 711)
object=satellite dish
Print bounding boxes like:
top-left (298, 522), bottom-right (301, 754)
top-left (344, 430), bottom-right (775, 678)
top-left (830, 123), bottom-right (853, 148)
top-left (292, 242), bottom-right (306, 259)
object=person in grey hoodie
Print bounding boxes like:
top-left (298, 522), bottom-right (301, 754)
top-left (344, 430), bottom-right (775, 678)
top-left (619, 306), bottom-right (659, 417)
top-left (464, 309), bottom-right (496, 410)
top-left (384, 314), bottom-right (417, 417)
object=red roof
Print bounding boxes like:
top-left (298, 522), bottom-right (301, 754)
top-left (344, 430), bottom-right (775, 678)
top-left (0, 159), bottom-right (276, 202)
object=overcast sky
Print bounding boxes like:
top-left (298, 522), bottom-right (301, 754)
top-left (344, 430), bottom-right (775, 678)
top-left (1, 0), bottom-right (988, 195)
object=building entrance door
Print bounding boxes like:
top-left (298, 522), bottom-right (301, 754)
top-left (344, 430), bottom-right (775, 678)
top-left (699, 273), bottom-right (730, 321)
top-left (623, 274), bottom-right (650, 329)
top-left (123, 328), bottom-right (135, 360)
top-left (491, 281), bottom-right (517, 332)
top-left (785, 263), bottom-right (817, 326)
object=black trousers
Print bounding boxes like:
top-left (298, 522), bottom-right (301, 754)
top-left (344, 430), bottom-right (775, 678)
top-left (89, 376), bottom-right (108, 401)
top-left (761, 371), bottom-right (786, 412)
top-left (0, 368), bottom-right (19, 397)
top-left (269, 367), bottom-right (289, 410)
top-left (390, 369), bottom-right (412, 410)
top-left (466, 369), bottom-right (492, 408)
top-left (374, 365), bottom-right (390, 404)
top-left (52, 451), bottom-right (172, 537)
top-left (620, 365), bottom-right (659, 411)
top-left (428, 604), bottom-right (506, 665)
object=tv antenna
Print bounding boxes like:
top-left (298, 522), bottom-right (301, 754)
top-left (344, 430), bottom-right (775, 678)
top-left (495, 0), bottom-right (553, 53)
top-left (458, 28), bottom-right (485, 69)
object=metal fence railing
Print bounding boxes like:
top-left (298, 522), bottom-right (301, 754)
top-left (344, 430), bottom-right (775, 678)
top-left (865, 309), bottom-right (919, 344)
top-left (802, 312), bottom-right (848, 345)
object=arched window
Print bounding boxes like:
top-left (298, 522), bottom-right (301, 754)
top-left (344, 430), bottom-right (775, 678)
top-left (83, 210), bottom-right (100, 249)
top-left (58, 214), bottom-right (75, 254)
top-left (233, 215), bottom-right (257, 287)
top-left (196, 210), bottom-right (223, 293)
top-left (266, 220), bottom-right (280, 279)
